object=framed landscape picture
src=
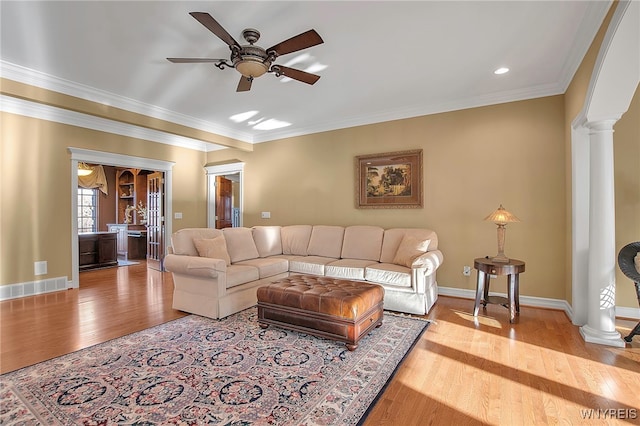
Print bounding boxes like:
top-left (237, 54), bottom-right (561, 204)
top-left (355, 149), bottom-right (423, 209)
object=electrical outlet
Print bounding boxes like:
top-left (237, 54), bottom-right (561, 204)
top-left (261, 212), bottom-right (271, 219)
top-left (463, 265), bottom-right (471, 276)
top-left (174, 212), bottom-right (183, 219)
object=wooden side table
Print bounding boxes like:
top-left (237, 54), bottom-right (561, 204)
top-left (473, 257), bottom-right (525, 323)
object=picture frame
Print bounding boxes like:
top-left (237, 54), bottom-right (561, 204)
top-left (355, 149), bottom-right (423, 209)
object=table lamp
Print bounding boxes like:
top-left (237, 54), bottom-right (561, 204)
top-left (484, 204), bottom-right (520, 263)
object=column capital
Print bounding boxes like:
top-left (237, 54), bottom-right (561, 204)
top-left (585, 118), bottom-right (619, 132)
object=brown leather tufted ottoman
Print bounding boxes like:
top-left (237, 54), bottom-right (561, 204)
top-left (257, 275), bottom-right (384, 350)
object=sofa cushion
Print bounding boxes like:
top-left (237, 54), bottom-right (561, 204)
top-left (171, 228), bottom-right (223, 257)
top-left (222, 227), bottom-right (260, 263)
top-left (341, 225), bottom-right (384, 261)
top-left (380, 228), bottom-right (438, 263)
top-left (252, 226), bottom-right (283, 257)
top-left (235, 257), bottom-right (289, 279)
top-left (193, 236), bottom-right (231, 265)
top-left (308, 225), bottom-right (345, 258)
top-left (392, 234), bottom-right (431, 268)
top-left (289, 256), bottom-right (336, 276)
top-left (226, 264), bottom-right (260, 289)
top-left (326, 259), bottom-right (379, 280)
top-left (365, 263), bottom-right (412, 288)
top-left (281, 225), bottom-right (313, 255)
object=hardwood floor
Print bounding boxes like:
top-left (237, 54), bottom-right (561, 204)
top-left (1, 262), bottom-right (639, 425)
top-left (0, 261), bottom-right (186, 374)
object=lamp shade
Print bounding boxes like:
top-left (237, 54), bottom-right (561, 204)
top-left (484, 204), bottom-right (519, 263)
top-left (484, 204), bottom-right (520, 225)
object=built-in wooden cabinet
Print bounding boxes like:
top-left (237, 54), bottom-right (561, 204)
top-left (116, 168), bottom-right (148, 225)
top-left (79, 232), bottom-right (118, 270)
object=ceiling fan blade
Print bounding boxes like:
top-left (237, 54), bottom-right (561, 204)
top-left (189, 12), bottom-right (241, 50)
top-left (274, 65), bottom-right (321, 85)
top-left (237, 76), bottom-right (252, 92)
top-left (266, 29), bottom-right (323, 56)
top-left (167, 58), bottom-right (226, 63)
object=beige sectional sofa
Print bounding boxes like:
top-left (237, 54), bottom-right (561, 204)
top-left (164, 225), bottom-right (443, 319)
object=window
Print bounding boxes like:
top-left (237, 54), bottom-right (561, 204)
top-left (78, 188), bottom-right (98, 233)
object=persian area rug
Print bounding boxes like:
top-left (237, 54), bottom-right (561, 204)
top-left (0, 307), bottom-right (429, 425)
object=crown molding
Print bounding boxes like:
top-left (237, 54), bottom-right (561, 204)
top-left (1, 94), bottom-right (223, 152)
top-left (251, 82), bottom-right (564, 143)
top-left (557, 0), bottom-right (613, 92)
top-left (1, 60), bottom-right (255, 143)
top-left (2, 58), bottom-right (567, 146)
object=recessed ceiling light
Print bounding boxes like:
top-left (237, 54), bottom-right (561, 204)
top-left (494, 67), bottom-right (510, 75)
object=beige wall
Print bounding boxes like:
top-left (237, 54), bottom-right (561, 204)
top-left (0, 112), bottom-right (209, 285)
top-left (208, 96), bottom-right (568, 300)
top-left (614, 88), bottom-right (640, 306)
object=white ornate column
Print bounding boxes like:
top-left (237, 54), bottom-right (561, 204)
top-left (579, 119), bottom-right (624, 347)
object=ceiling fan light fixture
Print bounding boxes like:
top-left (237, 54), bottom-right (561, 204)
top-left (235, 57), bottom-right (269, 78)
top-left (170, 12), bottom-right (323, 91)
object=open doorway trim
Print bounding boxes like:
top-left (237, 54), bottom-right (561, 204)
top-left (205, 162), bottom-right (245, 228)
top-left (69, 147), bottom-right (175, 288)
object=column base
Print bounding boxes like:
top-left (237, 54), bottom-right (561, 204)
top-left (579, 325), bottom-right (625, 347)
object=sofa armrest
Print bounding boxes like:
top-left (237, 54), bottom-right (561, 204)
top-left (164, 254), bottom-right (227, 278)
top-left (411, 249), bottom-right (444, 273)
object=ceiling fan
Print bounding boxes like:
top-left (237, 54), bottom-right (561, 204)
top-left (167, 12), bottom-right (324, 92)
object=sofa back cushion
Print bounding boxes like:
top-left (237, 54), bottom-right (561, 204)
top-left (281, 225), bottom-right (313, 255)
top-left (171, 228), bottom-right (223, 257)
top-left (308, 225), bottom-right (345, 258)
top-left (222, 227), bottom-right (260, 263)
top-left (341, 225), bottom-right (384, 261)
top-left (252, 226), bottom-right (283, 257)
top-left (380, 228), bottom-right (438, 264)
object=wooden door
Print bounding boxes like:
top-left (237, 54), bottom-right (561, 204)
top-left (215, 176), bottom-right (233, 229)
top-left (146, 172), bottom-right (164, 271)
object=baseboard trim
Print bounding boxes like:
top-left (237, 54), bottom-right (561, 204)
top-left (438, 286), bottom-right (639, 320)
top-left (0, 277), bottom-right (70, 301)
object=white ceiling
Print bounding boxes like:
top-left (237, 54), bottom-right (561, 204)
top-left (0, 1), bottom-right (611, 149)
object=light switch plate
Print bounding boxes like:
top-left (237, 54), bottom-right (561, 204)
top-left (34, 261), bottom-right (47, 276)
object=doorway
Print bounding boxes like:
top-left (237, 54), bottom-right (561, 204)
top-left (206, 162), bottom-right (244, 229)
top-left (69, 147), bottom-right (175, 288)
top-left (215, 175), bottom-right (234, 229)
